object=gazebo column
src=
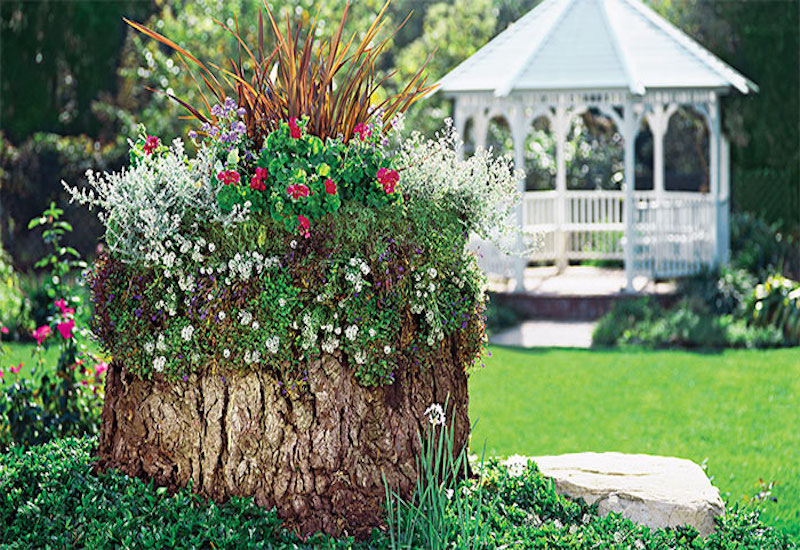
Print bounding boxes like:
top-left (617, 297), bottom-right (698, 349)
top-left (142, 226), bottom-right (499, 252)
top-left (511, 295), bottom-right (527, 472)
top-left (648, 103), bottom-right (678, 201)
top-left (720, 134), bottom-right (731, 264)
top-left (453, 101), bottom-right (470, 161)
top-left (622, 101), bottom-right (638, 292)
top-left (708, 96), bottom-right (723, 266)
top-left (553, 105), bottom-right (569, 273)
top-left (511, 105), bottom-right (528, 292)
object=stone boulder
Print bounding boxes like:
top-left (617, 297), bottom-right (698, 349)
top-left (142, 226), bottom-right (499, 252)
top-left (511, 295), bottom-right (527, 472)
top-left (506, 452), bottom-right (724, 537)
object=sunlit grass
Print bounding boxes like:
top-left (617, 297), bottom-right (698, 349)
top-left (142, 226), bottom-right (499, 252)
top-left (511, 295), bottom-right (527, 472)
top-left (471, 346), bottom-right (800, 538)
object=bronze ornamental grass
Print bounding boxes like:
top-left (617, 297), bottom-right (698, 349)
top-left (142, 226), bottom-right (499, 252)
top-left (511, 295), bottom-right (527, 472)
top-left (124, 0), bottom-right (435, 147)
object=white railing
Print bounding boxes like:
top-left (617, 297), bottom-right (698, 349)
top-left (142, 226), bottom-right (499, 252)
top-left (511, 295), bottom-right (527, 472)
top-left (632, 193), bottom-right (716, 278)
top-left (473, 190), bottom-right (717, 281)
top-left (524, 190), bottom-right (626, 261)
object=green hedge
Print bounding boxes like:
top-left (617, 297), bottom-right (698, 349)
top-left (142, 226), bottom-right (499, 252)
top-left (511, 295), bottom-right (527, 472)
top-left (0, 438), bottom-right (795, 549)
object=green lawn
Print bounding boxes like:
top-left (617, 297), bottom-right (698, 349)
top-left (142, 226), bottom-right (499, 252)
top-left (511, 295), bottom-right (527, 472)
top-left (1, 342), bottom-right (60, 380)
top-left (470, 346), bottom-right (800, 538)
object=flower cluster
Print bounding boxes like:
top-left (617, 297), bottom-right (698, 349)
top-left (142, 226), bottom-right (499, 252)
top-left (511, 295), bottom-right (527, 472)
top-left (74, 103), bottom-right (510, 389)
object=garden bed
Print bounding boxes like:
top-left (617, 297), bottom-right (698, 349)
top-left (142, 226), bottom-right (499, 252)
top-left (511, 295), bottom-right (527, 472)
top-left (1, 438), bottom-right (795, 549)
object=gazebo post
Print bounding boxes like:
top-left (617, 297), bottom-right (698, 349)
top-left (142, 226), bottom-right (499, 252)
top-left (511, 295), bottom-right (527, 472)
top-left (453, 102), bottom-right (468, 161)
top-left (511, 104), bottom-right (528, 292)
top-left (623, 100), bottom-right (637, 292)
top-left (708, 95), bottom-right (722, 267)
top-left (720, 134), bottom-right (731, 264)
top-left (649, 101), bottom-right (677, 202)
top-left (554, 104), bottom-right (569, 273)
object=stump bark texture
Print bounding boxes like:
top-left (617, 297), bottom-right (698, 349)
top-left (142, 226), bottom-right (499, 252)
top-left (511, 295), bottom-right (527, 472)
top-left (96, 341), bottom-right (469, 538)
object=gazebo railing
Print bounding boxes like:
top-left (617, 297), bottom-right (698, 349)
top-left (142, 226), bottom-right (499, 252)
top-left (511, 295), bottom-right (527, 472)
top-left (632, 193), bottom-right (716, 278)
top-left (471, 190), bottom-right (717, 282)
top-left (523, 190), bottom-right (626, 262)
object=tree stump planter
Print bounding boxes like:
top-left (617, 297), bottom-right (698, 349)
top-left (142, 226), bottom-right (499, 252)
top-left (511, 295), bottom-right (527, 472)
top-left (96, 340), bottom-right (469, 538)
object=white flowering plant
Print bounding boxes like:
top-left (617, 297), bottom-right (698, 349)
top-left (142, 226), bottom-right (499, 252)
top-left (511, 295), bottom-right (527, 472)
top-left (70, 101), bottom-right (518, 389)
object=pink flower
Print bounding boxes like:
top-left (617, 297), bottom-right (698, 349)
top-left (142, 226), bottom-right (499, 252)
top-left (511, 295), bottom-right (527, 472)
top-left (249, 166), bottom-right (268, 191)
top-left (0, 370), bottom-right (4, 379)
top-left (288, 117), bottom-right (302, 139)
top-left (353, 122), bottom-right (371, 141)
top-left (324, 179), bottom-right (337, 195)
top-left (298, 215), bottom-right (310, 236)
top-left (287, 183), bottom-right (310, 200)
top-left (0, 326), bottom-right (8, 335)
top-left (143, 135), bottom-right (160, 155)
top-left (377, 167), bottom-right (399, 194)
top-left (32, 325), bottom-right (52, 345)
top-left (54, 298), bottom-right (74, 316)
top-left (9, 363), bottom-right (21, 374)
top-left (57, 319), bottom-right (75, 340)
top-left (94, 362), bottom-right (109, 376)
top-left (217, 170), bottom-right (241, 186)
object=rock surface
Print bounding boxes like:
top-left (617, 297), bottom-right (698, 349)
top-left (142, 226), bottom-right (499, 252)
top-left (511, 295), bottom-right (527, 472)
top-left (508, 452), bottom-right (724, 537)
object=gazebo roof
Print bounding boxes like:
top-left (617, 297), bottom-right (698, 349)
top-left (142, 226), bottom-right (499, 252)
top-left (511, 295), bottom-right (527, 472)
top-left (438, 0), bottom-right (757, 97)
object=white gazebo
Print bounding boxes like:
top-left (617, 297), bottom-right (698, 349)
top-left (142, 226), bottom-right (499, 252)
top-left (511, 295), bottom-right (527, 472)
top-left (438, 0), bottom-right (757, 291)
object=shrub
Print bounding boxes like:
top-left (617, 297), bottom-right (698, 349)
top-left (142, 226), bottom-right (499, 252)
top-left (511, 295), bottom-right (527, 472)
top-left (731, 212), bottom-right (798, 280)
top-left (592, 297), bottom-right (657, 347)
top-left (750, 275), bottom-right (800, 345)
top-left (679, 267), bottom-right (757, 317)
top-left (593, 297), bottom-right (786, 349)
top-left (2, 437), bottom-right (795, 549)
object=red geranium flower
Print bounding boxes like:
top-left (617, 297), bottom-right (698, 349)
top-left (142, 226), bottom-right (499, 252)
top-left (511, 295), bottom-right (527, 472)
top-left (250, 176), bottom-right (266, 191)
top-left (143, 135), bottom-right (160, 155)
top-left (217, 170), bottom-right (241, 186)
top-left (250, 167), bottom-right (268, 191)
top-left (324, 179), bottom-right (337, 195)
top-left (287, 183), bottom-right (310, 200)
top-left (288, 117), bottom-right (302, 139)
top-left (353, 122), bottom-right (371, 141)
top-left (377, 167), bottom-right (399, 194)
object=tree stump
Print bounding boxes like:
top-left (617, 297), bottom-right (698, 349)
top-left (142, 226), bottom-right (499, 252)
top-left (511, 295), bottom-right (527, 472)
top-left (95, 339), bottom-right (469, 538)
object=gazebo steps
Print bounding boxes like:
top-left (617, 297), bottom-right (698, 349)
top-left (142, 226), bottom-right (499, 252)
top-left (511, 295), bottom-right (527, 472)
top-left (490, 290), bottom-right (678, 321)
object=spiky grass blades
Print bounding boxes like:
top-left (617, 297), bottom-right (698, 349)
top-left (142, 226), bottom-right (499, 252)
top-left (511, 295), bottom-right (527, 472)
top-left (126, 1), bottom-right (435, 144)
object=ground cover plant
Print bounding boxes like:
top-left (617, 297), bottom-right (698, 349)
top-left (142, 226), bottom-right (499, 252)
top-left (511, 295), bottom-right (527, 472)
top-left (0, 436), bottom-right (794, 549)
top-left (470, 346), bottom-right (800, 539)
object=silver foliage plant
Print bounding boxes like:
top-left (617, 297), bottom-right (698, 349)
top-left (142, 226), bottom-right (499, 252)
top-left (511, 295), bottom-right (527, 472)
top-left (63, 139), bottom-right (248, 269)
top-left (396, 117), bottom-right (523, 244)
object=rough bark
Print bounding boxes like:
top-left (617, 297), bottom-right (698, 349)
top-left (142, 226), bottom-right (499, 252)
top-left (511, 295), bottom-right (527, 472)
top-left (95, 339), bottom-right (469, 538)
